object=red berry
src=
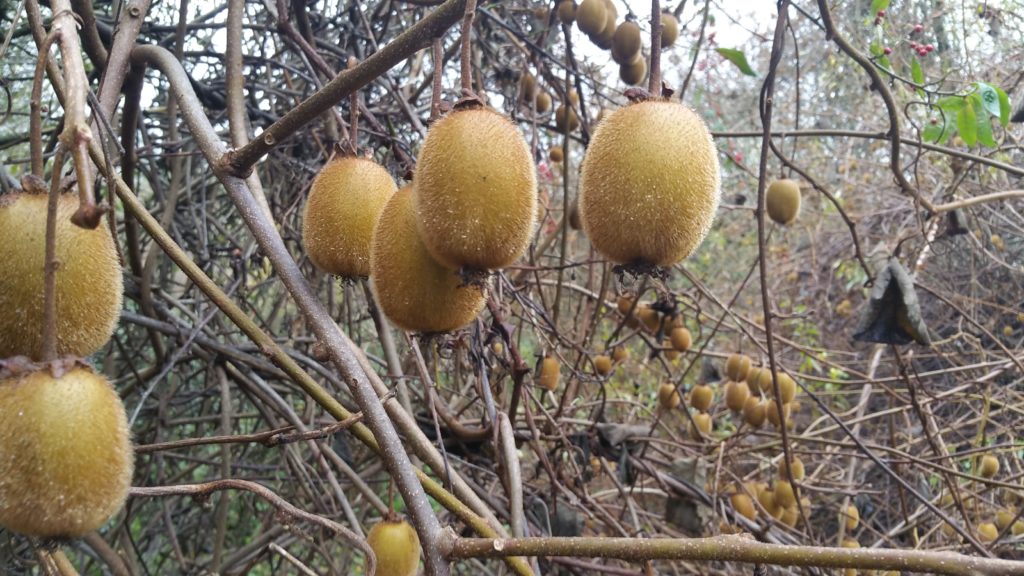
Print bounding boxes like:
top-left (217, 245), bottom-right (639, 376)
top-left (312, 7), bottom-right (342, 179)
top-left (930, 118), bottom-right (939, 125)
top-left (883, 47), bottom-right (893, 55)
top-left (917, 48), bottom-right (928, 56)
top-left (909, 41), bottom-right (918, 49)
top-left (913, 24), bottom-right (924, 33)
top-left (925, 44), bottom-right (935, 52)
top-left (877, 9), bottom-right (886, 17)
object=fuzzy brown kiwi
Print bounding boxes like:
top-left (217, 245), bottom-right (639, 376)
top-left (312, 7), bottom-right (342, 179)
top-left (637, 304), bottom-right (661, 332)
top-left (535, 91), bottom-right (552, 114)
top-left (0, 363), bottom-right (133, 538)
top-left (660, 12), bottom-right (679, 47)
top-left (575, 0), bottom-right (606, 35)
top-left (731, 493), bottom-right (757, 521)
top-left (1013, 521), bottom-right (1024, 536)
top-left (662, 342), bottom-right (679, 362)
top-left (690, 384), bottom-right (714, 412)
top-left (689, 412), bottom-right (712, 440)
top-left (0, 193), bottom-right (122, 360)
top-left (995, 509), bottom-right (1016, 531)
top-left (594, 354), bottom-right (613, 375)
top-left (778, 456), bottom-right (805, 481)
top-left (549, 145), bottom-right (564, 163)
top-left (555, 104), bottom-right (580, 133)
top-left (766, 178), bottom-right (802, 225)
top-left (979, 454), bottom-right (1000, 478)
top-left (658, 382), bottom-right (681, 411)
top-left (538, 356), bottom-right (561, 391)
top-left (841, 537), bottom-right (860, 549)
top-left (745, 366), bottom-right (762, 396)
top-left (520, 73), bottom-right (538, 104)
top-left (669, 327), bottom-right (692, 352)
top-left (765, 399), bottom-right (791, 428)
top-left (844, 504), bottom-right (860, 531)
top-left (618, 57), bottom-right (647, 86)
top-left (977, 522), bottom-right (999, 542)
top-left (773, 481), bottom-right (796, 509)
top-left (724, 380), bottom-right (750, 412)
top-left (780, 506), bottom-right (799, 527)
top-left (366, 517), bottom-right (421, 576)
top-left (302, 156), bottom-right (397, 278)
top-left (758, 488), bottom-right (780, 518)
top-left (557, 0), bottom-right (576, 24)
top-left (611, 346), bottom-right (630, 363)
top-left (413, 108), bottom-right (537, 271)
top-left (370, 188), bottom-right (486, 333)
top-left (590, 9), bottom-right (616, 49)
top-left (777, 372), bottom-right (797, 403)
top-left (743, 397), bottom-right (766, 428)
top-left (579, 100), bottom-right (720, 267)
top-left (725, 353), bottom-right (751, 382)
top-left (611, 21), bottom-right (642, 65)
top-left (568, 196), bottom-right (582, 230)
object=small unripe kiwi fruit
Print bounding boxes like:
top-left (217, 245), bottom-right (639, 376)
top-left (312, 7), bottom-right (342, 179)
top-left (611, 21), bottom-right (642, 65)
top-left (521, 73), bottom-right (538, 103)
top-left (535, 91), bottom-right (552, 114)
top-left (745, 366), bottom-right (762, 396)
top-left (777, 372), bottom-right (797, 403)
top-left (1013, 520), bottom-right (1024, 536)
top-left (779, 456), bottom-right (805, 481)
top-left (549, 145), bottom-right (564, 163)
top-left (725, 353), bottom-right (751, 382)
top-left (690, 384), bottom-right (714, 412)
top-left (568, 197), bottom-right (582, 230)
top-left (370, 188), bottom-right (486, 333)
top-left (575, 0), bottom-right (606, 36)
top-left (0, 193), bottom-right (122, 360)
top-left (780, 506), bottom-right (799, 527)
top-left (758, 489), bottom-right (779, 517)
top-left (611, 346), bottom-right (630, 363)
top-left (658, 382), bottom-right (681, 411)
top-left (995, 509), bottom-right (1016, 530)
top-left (618, 57), bottom-right (647, 86)
top-left (766, 179), bottom-right (802, 225)
top-left (616, 293), bottom-right (635, 315)
top-left (637, 304), bottom-right (661, 332)
top-left (977, 522), bottom-right (999, 542)
top-left (594, 354), bottom-right (613, 375)
top-left (774, 481), bottom-right (796, 509)
top-left (662, 342), bottom-right (680, 362)
top-left (302, 156), bottom-right (397, 278)
top-left (660, 12), bottom-right (679, 47)
top-left (367, 517), bottom-right (421, 576)
top-left (979, 454), bottom-right (1000, 478)
top-left (689, 412), bottom-right (712, 440)
top-left (765, 399), bottom-right (791, 427)
top-left (555, 104), bottom-right (580, 132)
top-left (538, 356), bottom-right (561, 391)
top-left (579, 100), bottom-right (720, 267)
top-left (557, 0), bottom-right (576, 24)
top-left (724, 380), bottom-right (750, 412)
top-left (743, 397), bottom-right (767, 428)
top-left (841, 537), bottom-right (860, 549)
top-left (731, 493), bottom-right (757, 521)
top-left (0, 364), bottom-right (133, 538)
top-left (844, 504), bottom-right (860, 531)
top-left (414, 108), bottom-right (538, 271)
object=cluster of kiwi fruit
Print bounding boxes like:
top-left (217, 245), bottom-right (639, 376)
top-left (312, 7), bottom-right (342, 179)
top-left (616, 294), bottom-right (692, 357)
top-left (566, 1), bottom-right (678, 86)
top-left (592, 343), bottom-right (630, 377)
top-left (520, 73), bottom-right (552, 115)
top-left (367, 515), bottom-right (421, 576)
top-left (722, 354), bottom-right (801, 430)
top-left (0, 188), bottom-right (132, 539)
top-left (727, 464), bottom-right (810, 528)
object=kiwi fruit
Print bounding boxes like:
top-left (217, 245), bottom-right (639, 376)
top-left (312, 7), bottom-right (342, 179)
top-left (658, 382), bottom-right (681, 411)
top-left (841, 538), bottom-right (860, 549)
top-left (557, 0), bottom-right (576, 24)
top-left (618, 57), bottom-right (647, 86)
top-left (568, 197), bottom-right (582, 230)
top-left (575, 0), bottom-right (606, 35)
top-left (0, 193), bottom-right (122, 361)
top-left (616, 294), bottom-right (635, 315)
top-left (662, 343), bottom-right (680, 362)
top-left (725, 353), bottom-right (751, 382)
top-left (549, 145), bottom-right (564, 163)
top-left (413, 108), bottom-right (538, 271)
top-left (520, 73), bottom-right (538, 104)
top-left (844, 504), bottom-right (860, 531)
top-left (774, 481), bottom-right (796, 509)
top-left (731, 493), bottom-right (757, 521)
top-left (690, 384), bottom-right (714, 412)
top-left (977, 522), bottom-right (999, 542)
top-left (724, 380), bottom-right (750, 411)
top-left (1013, 521), bottom-right (1024, 536)
top-left (611, 346), bottom-right (630, 363)
top-left (743, 397), bottom-right (766, 428)
top-left (991, 234), bottom-right (1005, 251)
top-left (367, 517), bottom-right (421, 576)
top-left (555, 104), bottom-right (580, 133)
top-left (638, 304), bottom-right (662, 332)
top-left (302, 156), bottom-right (397, 278)
top-left (778, 456), bottom-right (805, 481)
top-left (538, 355), bottom-right (561, 391)
top-left (777, 372), bottom-right (797, 403)
top-left (758, 489), bottom-right (780, 518)
top-left (611, 21), bottom-right (642, 65)
top-left (780, 506), bottom-right (799, 527)
top-left (979, 454), bottom-right (1000, 478)
top-left (765, 179), bottom-right (802, 225)
top-left (578, 100), bottom-right (720, 267)
top-left (995, 509), bottom-right (1016, 530)
top-left (0, 363), bottom-right (133, 538)
top-left (535, 91), bottom-right (552, 114)
top-left (660, 12), bottom-right (679, 47)
top-left (594, 354), bottom-right (613, 375)
top-left (369, 188), bottom-right (486, 333)
top-left (689, 412), bottom-right (712, 440)
top-left (745, 366), bottom-right (762, 396)
top-left (765, 399), bottom-right (791, 427)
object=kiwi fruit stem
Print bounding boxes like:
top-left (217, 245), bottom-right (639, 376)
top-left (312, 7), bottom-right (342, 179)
top-left (41, 163), bottom-right (64, 362)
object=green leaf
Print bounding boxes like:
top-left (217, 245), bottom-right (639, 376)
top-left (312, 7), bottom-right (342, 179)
top-left (715, 48), bottom-right (756, 76)
top-left (877, 55), bottom-right (891, 71)
top-left (973, 96), bottom-right (997, 147)
top-left (922, 115), bottom-right (954, 144)
top-left (957, 101), bottom-right (977, 147)
top-left (937, 96), bottom-right (965, 113)
top-left (911, 58), bottom-right (925, 98)
top-left (871, 0), bottom-right (890, 13)
top-left (995, 86), bottom-right (1011, 127)
top-left (974, 82), bottom-right (1002, 118)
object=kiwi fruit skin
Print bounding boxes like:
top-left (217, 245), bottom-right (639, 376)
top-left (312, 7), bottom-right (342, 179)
top-left (370, 188), bottom-right (486, 333)
top-left (302, 157), bottom-right (397, 278)
top-left (689, 412), bottom-right (712, 439)
top-left (658, 382), bottom-right (681, 410)
top-left (535, 92), bottom-right (552, 114)
top-left (690, 384), bottom-right (713, 412)
top-left (724, 380), bottom-right (750, 412)
top-left (0, 365), bottom-right (133, 538)
top-left (413, 108), bottom-right (537, 271)
top-left (779, 456), bottom-right (805, 481)
top-left (977, 522), bottom-right (999, 542)
top-left (611, 21), bottom-right (642, 65)
top-left (743, 397), bottom-right (766, 428)
top-left (538, 356), bottom-right (561, 391)
top-left (979, 454), bottom-right (1000, 478)
top-left (669, 328), bottom-right (692, 352)
top-left (575, 0), bottom-right (606, 35)
top-left (557, 0), bottom-right (576, 24)
top-left (555, 104), bottom-right (580, 132)
top-left (549, 145), bottom-right (564, 163)
top-left (844, 504), bottom-right (860, 530)
top-left (367, 518), bottom-right (421, 576)
top-left (594, 355), bottom-right (613, 375)
top-left (731, 493), bottom-right (757, 521)
top-left (766, 179), bottom-right (802, 225)
top-left (579, 100), bottom-right (720, 267)
top-left (660, 12), bottom-right (680, 47)
top-left (725, 353), bottom-right (751, 382)
top-left (618, 57), bottom-right (647, 86)
top-left (773, 481), bottom-right (796, 509)
top-left (611, 346), bottom-right (630, 363)
top-left (0, 193), bottom-right (123, 361)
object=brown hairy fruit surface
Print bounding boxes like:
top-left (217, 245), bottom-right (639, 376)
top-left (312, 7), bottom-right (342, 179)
top-left (995, 509), bottom-right (1015, 530)
top-left (637, 304), bottom-right (661, 332)
top-left (779, 456), bottom-right (805, 481)
top-left (611, 21), bottom-right (642, 64)
top-left (302, 157), bottom-right (397, 278)
top-left (841, 538), bottom-right (860, 549)
top-left (555, 104), bottom-right (580, 133)
top-left (758, 489), bottom-right (779, 517)
top-left (743, 397), bottom-right (766, 428)
top-left (660, 12), bottom-right (679, 47)
top-left (690, 384), bottom-right (713, 412)
top-left (844, 504), bottom-right (860, 530)
top-left (0, 193), bottom-right (122, 360)
top-left (977, 522), bottom-right (998, 542)
top-left (618, 57), bottom-right (647, 86)
top-left (777, 372), bottom-right (797, 403)
top-left (611, 346), bottom-right (630, 363)
top-left (414, 108), bottom-right (537, 270)
top-left (780, 506), bottom-right (799, 527)
top-left (535, 92), bottom-right (552, 114)
top-left (979, 454), bottom-right (1000, 478)
top-left (549, 145), bottom-right (564, 163)
top-left (658, 382), bottom-right (680, 411)
top-left (579, 100), bottom-right (720, 267)
top-left (774, 481), bottom-right (796, 508)
top-left (1013, 521), bottom-right (1024, 536)
top-left (725, 353), bottom-right (751, 382)
top-left (538, 356), bottom-right (560, 391)
top-left (745, 366), bottom-right (762, 396)
top-left (765, 399), bottom-right (791, 427)
top-left (594, 355), bottom-right (613, 375)
top-left (766, 178), bottom-right (802, 225)
top-left (662, 342), bottom-right (679, 362)
top-left (575, 0), bottom-right (606, 35)
top-left (520, 73), bottom-right (538, 103)
top-left (568, 197), bottom-right (582, 230)
top-left (689, 412), bottom-right (712, 440)
top-left (731, 493), bottom-right (757, 521)
top-left (0, 366), bottom-right (133, 538)
top-left (367, 518), bottom-right (421, 576)
top-left (370, 188), bottom-right (486, 333)
top-left (557, 0), bottom-right (576, 24)
top-left (724, 380), bottom-right (750, 411)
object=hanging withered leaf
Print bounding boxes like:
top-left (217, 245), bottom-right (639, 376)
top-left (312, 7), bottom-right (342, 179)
top-left (852, 259), bottom-right (931, 346)
top-left (945, 209), bottom-right (969, 236)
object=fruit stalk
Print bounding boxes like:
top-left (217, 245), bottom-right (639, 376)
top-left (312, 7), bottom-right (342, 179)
top-left (40, 146), bottom-right (68, 362)
top-left (648, 0), bottom-right (661, 94)
top-left (459, 0), bottom-right (478, 96)
top-left (29, 30), bottom-right (60, 178)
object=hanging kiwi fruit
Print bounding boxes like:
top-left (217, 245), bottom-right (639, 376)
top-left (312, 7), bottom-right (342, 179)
top-left (366, 516), bottom-right (421, 576)
top-left (765, 178), bottom-right (802, 225)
